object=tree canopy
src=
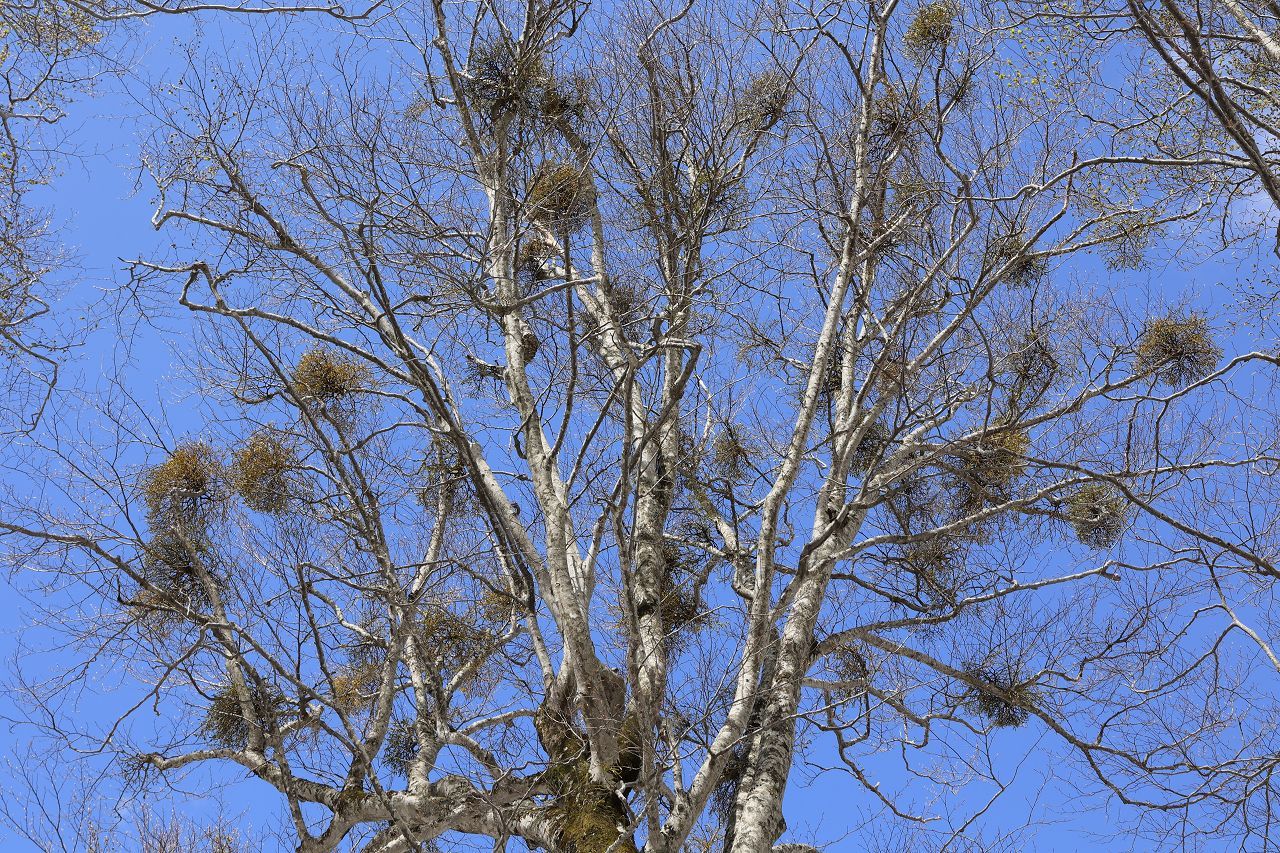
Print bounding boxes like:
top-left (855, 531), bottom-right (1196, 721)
top-left (4, 0), bottom-right (1280, 850)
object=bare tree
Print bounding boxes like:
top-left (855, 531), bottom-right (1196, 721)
top-left (0, 0), bottom-right (388, 434)
top-left (0, 742), bottom-right (244, 853)
top-left (1013, 0), bottom-right (1280, 253)
top-left (0, 0), bottom-right (120, 427)
top-left (5, 0), bottom-right (1280, 850)
top-left (1128, 0), bottom-right (1280, 243)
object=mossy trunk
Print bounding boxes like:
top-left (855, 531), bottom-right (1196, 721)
top-left (536, 705), bottom-right (639, 852)
top-left (551, 776), bottom-right (638, 853)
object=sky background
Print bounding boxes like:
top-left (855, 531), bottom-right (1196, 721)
top-left (0, 8), bottom-right (1268, 851)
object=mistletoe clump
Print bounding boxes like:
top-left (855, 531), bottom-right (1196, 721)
top-left (1065, 482), bottom-right (1129, 549)
top-left (330, 661), bottom-right (381, 713)
top-left (139, 528), bottom-right (214, 610)
top-left (230, 431), bottom-right (297, 514)
top-left (201, 681), bottom-right (288, 749)
top-left (1136, 315), bottom-right (1221, 387)
top-left (872, 348), bottom-right (910, 398)
top-left (136, 444), bottom-right (225, 627)
top-left (476, 585), bottom-right (517, 624)
top-left (463, 38), bottom-right (547, 114)
top-left (291, 347), bottom-right (370, 402)
top-left (902, 537), bottom-right (963, 608)
top-left (130, 531), bottom-right (222, 635)
top-left (526, 161), bottom-right (595, 234)
top-left (660, 582), bottom-right (707, 636)
top-left (603, 275), bottom-right (646, 328)
top-left (954, 425), bottom-right (1030, 508)
top-left (851, 420), bottom-right (893, 473)
top-left (827, 644), bottom-right (870, 701)
top-left (422, 605), bottom-right (493, 682)
top-left (538, 71), bottom-right (592, 123)
top-left (984, 427), bottom-right (1031, 484)
top-left (710, 425), bottom-right (761, 481)
top-left (815, 343), bottom-right (848, 401)
top-left (985, 232), bottom-right (1047, 287)
top-left (383, 718), bottom-right (421, 776)
top-left (904, 1), bottom-right (956, 59)
top-left (735, 69), bottom-right (791, 132)
top-left (516, 237), bottom-right (556, 285)
top-left (710, 747), bottom-right (747, 825)
top-left (657, 543), bottom-right (712, 641)
top-left (463, 38), bottom-right (590, 128)
top-left (964, 663), bottom-right (1037, 728)
top-left (1005, 330), bottom-right (1059, 401)
top-left (869, 86), bottom-right (923, 139)
top-left (142, 443), bottom-right (222, 528)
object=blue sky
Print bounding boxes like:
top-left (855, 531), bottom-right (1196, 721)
top-left (0, 7), bottom-right (1270, 851)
